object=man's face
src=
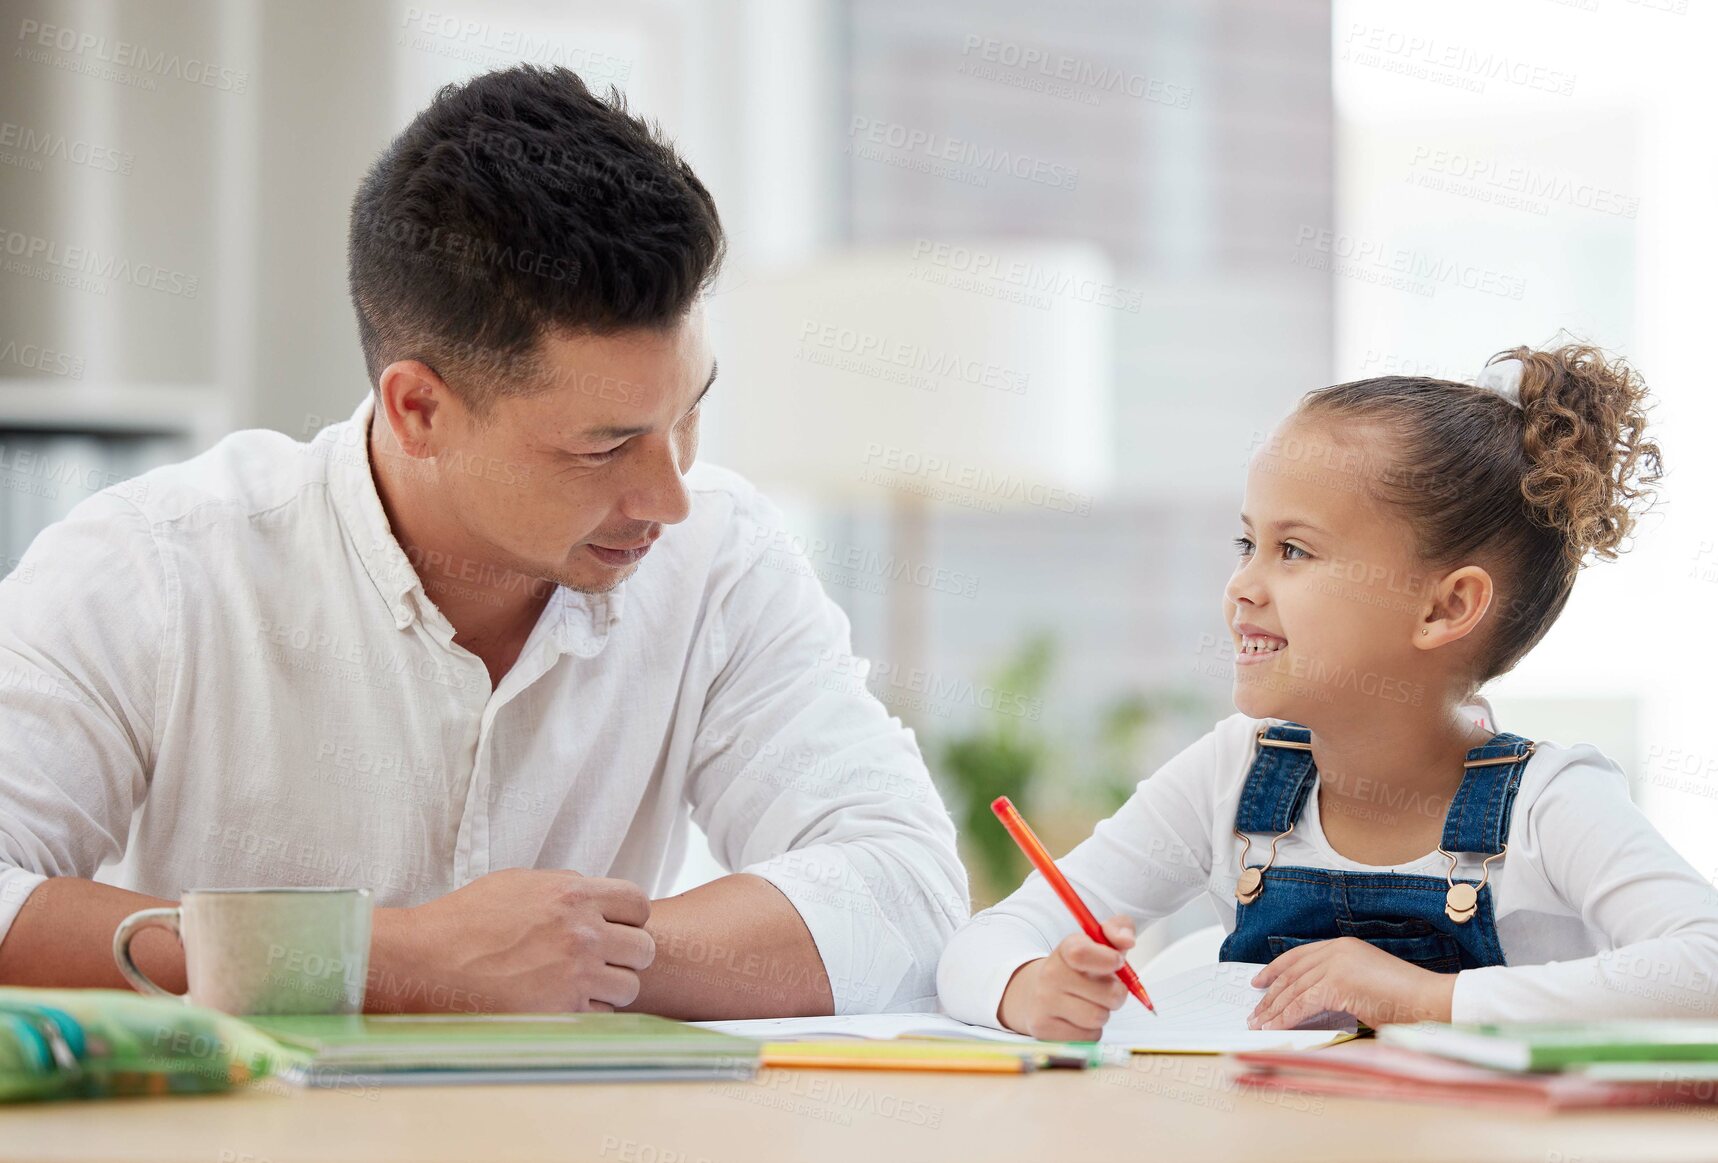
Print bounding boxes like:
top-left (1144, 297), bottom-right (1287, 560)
top-left (414, 307), bottom-right (715, 594)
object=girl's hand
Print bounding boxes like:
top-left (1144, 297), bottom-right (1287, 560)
top-left (997, 915), bottom-right (1137, 1041)
top-left (1247, 937), bottom-right (1456, 1030)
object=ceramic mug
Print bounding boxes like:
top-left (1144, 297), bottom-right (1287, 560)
top-left (113, 887), bottom-right (372, 1015)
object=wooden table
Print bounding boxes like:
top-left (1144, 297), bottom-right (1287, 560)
top-left (6, 1048), bottom-right (1716, 1163)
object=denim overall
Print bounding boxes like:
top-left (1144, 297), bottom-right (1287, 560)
top-left (1219, 721), bottom-right (1537, 972)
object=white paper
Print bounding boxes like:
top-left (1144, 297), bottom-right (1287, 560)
top-left (692, 962), bottom-right (1356, 1054)
top-left (1102, 961), bottom-right (1356, 1053)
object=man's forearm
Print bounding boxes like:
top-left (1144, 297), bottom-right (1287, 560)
top-left (0, 877), bottom-right (186, 992)
top-left (629, 872), bottom-right (833, 1020)
top-left (0, 878), bottom-right (441, 1014)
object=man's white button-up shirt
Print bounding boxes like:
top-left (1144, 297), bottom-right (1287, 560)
top-left (0, 395), bottom-right (969, 1012)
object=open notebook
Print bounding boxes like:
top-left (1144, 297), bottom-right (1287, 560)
top-left (695, 962), bottom-right (1357, 1055)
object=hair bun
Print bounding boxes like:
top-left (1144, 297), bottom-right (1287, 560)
top-left (1503, 343), bottom-right (1662, 565)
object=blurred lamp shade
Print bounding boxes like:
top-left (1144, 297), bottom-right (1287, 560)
top-left (709, 241), bottom-right (1114, 510)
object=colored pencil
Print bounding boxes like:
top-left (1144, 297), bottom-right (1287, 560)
top-left (991, 796), bottom-right (1156, 1014)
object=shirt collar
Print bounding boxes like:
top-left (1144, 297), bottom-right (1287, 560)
top-left (322, 393), bottom-right (624, 655)
top-left (1462, 695), bottom-right (1500, 736)
top-left (326, 394), bottom-right (423, 630)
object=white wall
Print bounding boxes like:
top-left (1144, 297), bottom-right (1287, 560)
top-left (1333, 0), bottom-right (1718, 873)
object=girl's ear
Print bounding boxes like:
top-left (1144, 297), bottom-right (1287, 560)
top-left (1416, 565), bottom-right (1494, 651)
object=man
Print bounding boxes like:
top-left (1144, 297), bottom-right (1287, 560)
top-left (0, 65), bottom-right (968, 1017)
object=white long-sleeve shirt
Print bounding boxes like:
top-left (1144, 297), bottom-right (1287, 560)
top-left (0, 394), bottom-right (969, 1012)
top-left (938, 703), bottom-right (1718, 1026)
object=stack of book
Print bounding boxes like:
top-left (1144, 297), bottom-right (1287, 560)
top-left (247, 1013), bottom-right (761, 1087)
top-left (1233, 1021), bottom-right (1718, 1110)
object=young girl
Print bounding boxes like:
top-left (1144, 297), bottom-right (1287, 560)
top-left (937, 343), bottom-right (1718, 1041)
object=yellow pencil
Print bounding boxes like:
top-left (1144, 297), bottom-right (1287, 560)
top-left (759, 1041), bottom-right (1030, 1073)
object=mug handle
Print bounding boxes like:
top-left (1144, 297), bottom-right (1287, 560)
top-left (112, 907), bottom-right (185, 1000)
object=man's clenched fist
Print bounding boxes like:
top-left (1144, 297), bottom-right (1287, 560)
top-left (378, 868), bottom-right (654, 1012)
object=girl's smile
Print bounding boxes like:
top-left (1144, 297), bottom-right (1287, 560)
top-left (1233, 623), bottom-right (1289, 665)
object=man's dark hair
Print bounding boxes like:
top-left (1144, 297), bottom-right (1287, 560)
top-left (347, 64), bottom-right (724, 414)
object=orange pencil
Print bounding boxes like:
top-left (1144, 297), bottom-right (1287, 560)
top-left (990, 796), bottom-right (1156, 1015)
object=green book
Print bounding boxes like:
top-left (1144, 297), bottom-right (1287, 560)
top-left (246, 1012), bottom-right (760, 1079)
top-left (1380, 1021), bottom-right (1718, 1073)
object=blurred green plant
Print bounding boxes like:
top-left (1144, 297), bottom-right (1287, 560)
top-left (933, 632), bottom-right (1205, 906)
top-left (1088, 691), bottom-right (1157, 812)
top-left (937, 632), bottom-right (1055, 899)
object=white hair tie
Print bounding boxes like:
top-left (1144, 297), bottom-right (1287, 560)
top-left (1474, 357), bottom-right (1525, 408)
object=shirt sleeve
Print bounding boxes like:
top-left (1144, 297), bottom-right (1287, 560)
top-left (0, 490), bottom-right (167, 947)
top-left (1451, 748), bottom-right (1718, 1022)
top-left (936, 719), bottom-right (1228, 1028)
top-left (684, 509), bottom-right (970, 1014)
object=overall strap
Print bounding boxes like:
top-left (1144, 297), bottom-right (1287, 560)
top-left (1440, 731), bottom-right (1537, 855)
top-left (1233, 722), bottom-right (1319, 834)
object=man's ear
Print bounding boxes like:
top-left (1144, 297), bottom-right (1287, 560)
top-left (375, 360), bottom-right (452, 459)
top-left (1415, 565), bottom-right (1493, 651)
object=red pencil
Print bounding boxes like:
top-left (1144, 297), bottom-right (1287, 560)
top-left (990, 796), bottom-right (1156, 1015)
